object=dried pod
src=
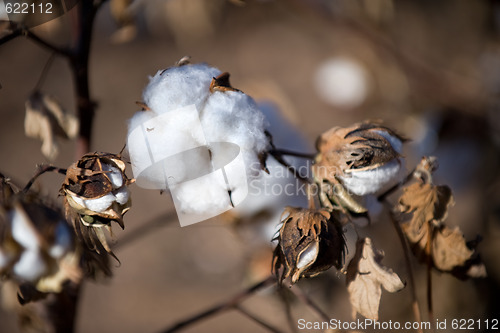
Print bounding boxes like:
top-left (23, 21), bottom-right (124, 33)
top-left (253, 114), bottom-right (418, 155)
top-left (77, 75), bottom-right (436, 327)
top-left (60, 153), bottom-right (133, 258)
top-left (313, 122), bottom-right (405, 212)
top-left (273, 207), bottom-right (345, 285)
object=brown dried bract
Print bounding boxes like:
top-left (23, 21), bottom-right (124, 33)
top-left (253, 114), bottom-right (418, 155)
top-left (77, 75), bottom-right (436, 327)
top-left (273, 207), bottom-right (345, 285)
top-left (209, 72), bottom-right (241, 93)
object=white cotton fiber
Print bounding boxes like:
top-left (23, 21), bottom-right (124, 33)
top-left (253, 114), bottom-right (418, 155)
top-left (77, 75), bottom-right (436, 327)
top-left (10, 206), bottom-right (39, 250)
top-left (101, 164), bottom-right (123, 189)
top-left (374, 130), bottom-right (403, 154)
top-left (13, 249), bottom-right (46, 282)
top-left (83, 192), bottom-right (115, 213)
top-left (113, 187), bottom-right (130, 205)
top-left (339, 159), bottom-right (401, 196)
top-left (143, 64), bottom-right (221, 114)
top-left (202, 90), bottom-right (269, 176)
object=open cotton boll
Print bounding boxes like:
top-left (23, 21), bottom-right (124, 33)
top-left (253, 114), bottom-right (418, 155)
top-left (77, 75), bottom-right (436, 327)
top-left (143, 64), bottom-right (221, 114)
top-left (10, 207), bottom-right (39, 250)
top-left (339, 159), bottom-right (402, 196)
top-left (13, 249), bottom-right (46, 282)
top-left (373, 130), bottom-right (403, 154)
top-left (202, 91), bottom-right (269, 174)
top-left (83, 192), bottom-right (116, 213)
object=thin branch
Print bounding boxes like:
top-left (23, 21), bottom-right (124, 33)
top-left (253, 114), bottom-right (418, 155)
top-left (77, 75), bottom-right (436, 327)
top-left (277, 286), bottom-right (298, 333)
top-left (0, 27), bottom-right (22, 46)
top-left (23, 28), bottom-right (71, 56)
top-left (268, 148), bottom-right (315, 160)
top-left (377, 168), bottom-right (415, 202)
top-left (22, 165), bottom-right (67, 194)
top-left (235, 305), bottom-right (285, 333)
top-left (269, 150), bottom-right (312, 185)
top-left (289, 285), bottom-right (330, 323)
top-left (34, 52), bottom-right (57, 91)
top-left (386, 206), bottom-right (423, 333)
top-left (159, 275), bottom-right (277, 333)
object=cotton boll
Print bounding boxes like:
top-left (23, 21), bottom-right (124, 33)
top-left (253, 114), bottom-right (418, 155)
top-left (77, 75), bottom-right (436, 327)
top-left (143, 64), bottom-right (221, 114)
top-left (339, 159), bottom-right (402, 196)
top-left (13, 249), bottom-right (46, 282)
top-left (101, 164), bottom-right (123, 189)
top-left (314, 57), bottom-right (369, 109)
top-left (373, 130), bottom-right (403, 154)
top-left (10, 207), bottom-right (39, 251)
top-left (83, 192), bottom-right (116, 213)
top-left (113, 187), bottom-right (130, 205)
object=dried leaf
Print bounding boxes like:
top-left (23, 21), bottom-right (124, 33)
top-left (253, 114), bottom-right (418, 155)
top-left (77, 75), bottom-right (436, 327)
top-left (398, 178), bottom-right (486, 278)
top-left (346, 238), bottom-right (405, 320)
top-left (24, 91), bottom-right (78, 160)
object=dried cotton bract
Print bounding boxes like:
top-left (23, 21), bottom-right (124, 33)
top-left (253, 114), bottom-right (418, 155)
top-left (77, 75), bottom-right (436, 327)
top-left (127, 62), bottom-right (269, 217)
top-left (60, 153), bottom-right (133, 257)
top-left (273, 207), bottom-right (345, 285)
top-left (313, 122), bottom-right (404, 213)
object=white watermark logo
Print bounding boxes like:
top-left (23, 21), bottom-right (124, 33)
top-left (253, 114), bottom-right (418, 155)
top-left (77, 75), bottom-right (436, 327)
top-left (127, 105), bottom-right (248, 227)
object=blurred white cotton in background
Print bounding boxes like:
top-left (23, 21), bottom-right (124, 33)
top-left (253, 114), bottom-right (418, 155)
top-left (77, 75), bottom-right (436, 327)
top-left (314, 57), bottom-right (370, 109)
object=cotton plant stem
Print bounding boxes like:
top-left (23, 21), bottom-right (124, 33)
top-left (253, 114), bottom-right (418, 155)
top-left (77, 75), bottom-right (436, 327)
top-left (387, 207), bottom-right (423, 333)
top-left (278, 286), bottom-right (298, 333)
top-left (290, 285), bottom-right (330, 323)
top-left (268, 148), bottom-right (315, 160)
top-left (159, 275), bottom-right (277, 333)
top-left (269, 150), bottom-right (312, 185)
top-left (426, 225), bottom-right (436, 332)
top-left (21, 165), bottom-right (67, 194)
top-left (235, 305), bottom-right (286, 333)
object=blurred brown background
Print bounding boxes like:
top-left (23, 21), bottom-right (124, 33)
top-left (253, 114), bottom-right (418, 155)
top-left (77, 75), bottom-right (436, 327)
top-left (1, 0), bottom-right (500, 332)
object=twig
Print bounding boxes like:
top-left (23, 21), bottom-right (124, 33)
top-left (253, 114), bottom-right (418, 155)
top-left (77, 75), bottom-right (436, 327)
top-left (290, 285), bottom-right (330, 323)
top-left (278, 286), bottom-right (298, 333)
top-left (386, 206), bottom-right (423, 333)
top-left (268, 148), bottom-right (315, 160)
top-left (269, 150), bottom-right (312, 185)
top-left (235, 305), bottom-right (285, 333)
top-left (22, 165), bottom-right (67, 194)
top-left (34, 53), bottom-right (57, 91)
top-left (159, 275), bottom-right (277, 333)
top-left (377, 168), bottom-right (415, 202)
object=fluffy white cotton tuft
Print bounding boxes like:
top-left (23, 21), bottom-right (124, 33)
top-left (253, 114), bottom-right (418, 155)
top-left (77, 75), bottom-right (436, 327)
top-left (202, 91), bottom-right (269, 176)
top-left (49, 221), bottom-right (73, 259)
top-left (143, 64), bottom-right (221, 114)
top-left (102, 163), bottom-right (123, 189)
top-left (113, 187), bottom-right (130, 205)
top-left (81, 193), bottom-right (116, 213)
top-left (339, 159), bottom-right (402, 196)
